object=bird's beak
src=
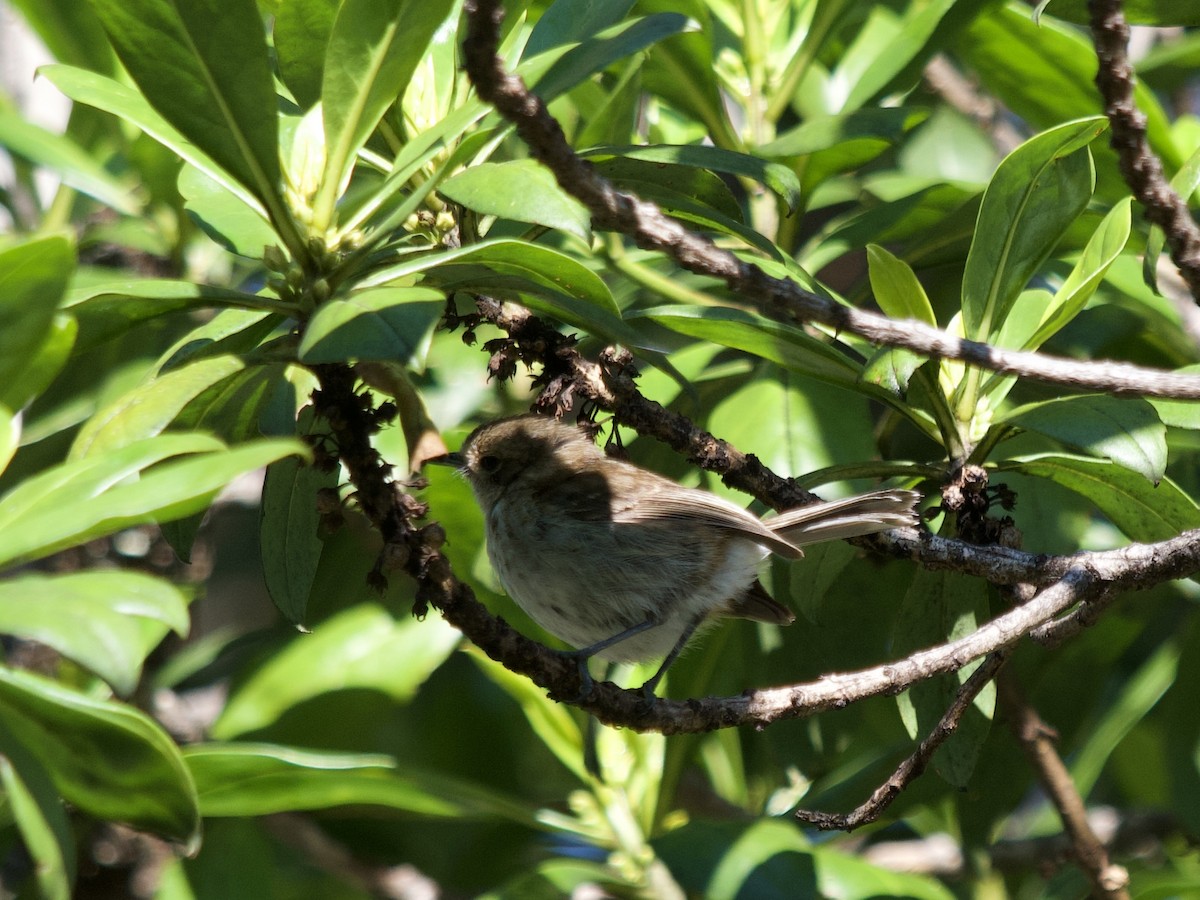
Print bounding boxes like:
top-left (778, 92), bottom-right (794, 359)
top-left (425, 451), bottom-right (465, 469)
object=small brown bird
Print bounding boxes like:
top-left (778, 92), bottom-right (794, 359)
top-left (440, 415), bottom-right (919, 696)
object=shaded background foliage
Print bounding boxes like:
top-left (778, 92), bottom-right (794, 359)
top-left (1, 0), bottom-right (1199, 897)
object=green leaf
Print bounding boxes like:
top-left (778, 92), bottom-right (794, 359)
top-left (212, 603), bottom-right (461, 738)
top-left (962, 118), bottom-right (1104, 340)
top-left (788, 540), bottom-right (857, 624)
top-left (961, 7), bottom-right (1179, 170)
top-left (439, 160), bottom-right (591, 243)
top-left (583, 143), bottom-right (802, 214)
top-left (0, 666), bottom-right (199, 844)
top-left (893, 568), bottom-right (993, 788)
top-left (1026, 197), bottom-right (1132, 351)
top-left (41, 64), bottom-right (263, 214)
top-left (1000, 454), bottom-right (1200, 542)
top-left (1003, 395), bottom-right (1167, 484)
top-left (0, 732), bottom-right (75, 900)
top-left (1149, 363), bottom-right (1200, 429)
top-left (70, 354), bottom-right (247, 457)
top-left (178, 163), bottom-right (278, 258)
top-left (0, 314), bottom-right (77, 413)
top-left (0, 406), bottom-right (16, 478)
top-left (635, 306), bottom-right (866, 390)
top-left (185, 743), bottom-right (537, 823)
top-left (9, 0), bottom-right (115, 73)
top-left (0, 434), bottom-right (305, 567)
top-left (525, 0), bottom-right (635, 54)
top-left (840, 0), bottom-right (960, 112)
top-left (87, 0), bottom-right (282, 212)
top-left (0, 110), bottom-right (138, 214)
top-left (260, 453), bottom-right (338, 625)
top-left (533, 13), bottom-right (690, 104)
top-left (318, 0), bottom-right (456, 222)
top-left (589, 155), bottom-right (742, 221)
top-left (761, 108), bottom-right (929, 161)
top-left (274, 0), bottom-right (339, 109)
top-left (1032, 0), bottom-right (1200, 29)
top-left (370, 240), bottom-right (618, 314)
top-left (299, 289), bottom-right (444, 364)
top-left (0, 236), bottom-right (74, 395)
top-left (867, 244), bottom-right (937, 325)
top-left (0, 571), bottom-right (189, 695)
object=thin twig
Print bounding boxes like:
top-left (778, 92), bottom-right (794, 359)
top-left (1089, 0), bottom-right (1200, 300)
top-left (999, 675), bottom-right (1132, 899)
top-left (795, 650), bottom-right (1011, 831)
top-left (462, 0), bottom-right (1200, 399)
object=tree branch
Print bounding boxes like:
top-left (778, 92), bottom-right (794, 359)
top-left (1000, 676), bottom-right (1132, 899)
top-left (461, 0), bottom-right (1200, 399)
top-left (1089, 0), bottom-right (1200, 301)
top-left (795, 650), bottom-right (1012, 831)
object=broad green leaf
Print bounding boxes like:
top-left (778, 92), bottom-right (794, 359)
top-left (178, 164), bottom-right (278, 258)
top-left (635, 306), bottom-right (866, 391)
top-left (582, 144), bottom-right (802, 214)
top-left (40, 65), bottom-right (263, 214)
top-left (0, 571), bottom-right (189, 695)
top-left (961, 118), bottom-right (1104, 340)
top-left (0, 236), bottom-right (74, 394)
top-left (299, 289), bottom-right (444, 364)
top-left (866, 244), bottom-right (937, 325)
top-left (1035, 0), bottom-right (1200, 28)
top-left (0, 406), bottom-right (16, 477)
top-left (260, 454), bottom-right (338, 625)
top-left (468, 649), bottom-right (588, 783)
top-left (70, 355), bottom-right (246, 457)
top-left (0, 314), bottom-right (77, 413)
top-left (1143, 145), bottom-right (1200, 293)
top-left (894, 568), bottom-right (993, 788)
top-left (88, 0), bottom-right (282, 212)
top-left (589, 156), bottom-right (742, 221)
top-left (0, 435), bottom-right (304, 567)
top-left (655, 819), bottom-right (954, 900)
top-left (1149, 363), bottom-right (1200, 429)
top-left (0, 666), bottom-right (199, 844)
top-left (185, 743), bottom-right (538, 824)
top-left (0, 110), bottom-right (138, 214)
top-left (9, 0), bottom-right (114, 73)
top-left (274, 0), bottom-right (338, 109)
top-left (839, 0), bottom-right (960, 112)
top-left (787, 540), bottom-right (856, 624)
top-left (368, 240), bottom-right (619, 315)
top-left (961, 7), bottom-right (1179, 171)
top-left (525, 0), bottom-right (635, 55)
top-left (212, 603), bottom-right (461, 738)
top-left (439, 160), bottom-right (591, 242)
top-left (1026, 197), bottom-right (1132, 350)
top-left (1000, 454), bottom-right (1200, 542)
top-left (760, 107), bottom-right (929, 159)
top-left (638, 2), bottom-right (738, 149)
top-left (533, 13), bottom-right (690, 104)
top-left (1003, 395), bottom-right (1167, 484)
top-left (318, 0), bottom-right (456, 223)
top-left (0, 733), bottom-right (74, 900)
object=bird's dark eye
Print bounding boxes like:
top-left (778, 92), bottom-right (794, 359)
top-left (479, 455), bottom-right (500, 473)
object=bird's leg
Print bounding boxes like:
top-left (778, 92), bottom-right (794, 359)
top-left (560, 616), bottom-right (661, 700)
top-left (638, 612), bottom-right (706, 700)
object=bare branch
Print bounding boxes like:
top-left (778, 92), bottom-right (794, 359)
top-left (795, 650), bottom-right (1011, 831)
top-left (1089, 0), bottom-right (1200, 300)
top-left (1000, 676), bottom-right (1132, 899)
top-left (461, 0), bottom-right (1200, 399)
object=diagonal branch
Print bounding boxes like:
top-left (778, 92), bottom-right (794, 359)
top-left (461, 0), bottom-right (1200, 400)
top-left (1000, 675), bottom-right (1132, 899)
top-left (795, 650), bottom-right (1012, 831)
top-left (1088, 0), bottom-right (1200, 301)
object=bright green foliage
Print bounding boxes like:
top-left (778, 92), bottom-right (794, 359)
top-left (0, 0), bottom-right (1198, 896)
